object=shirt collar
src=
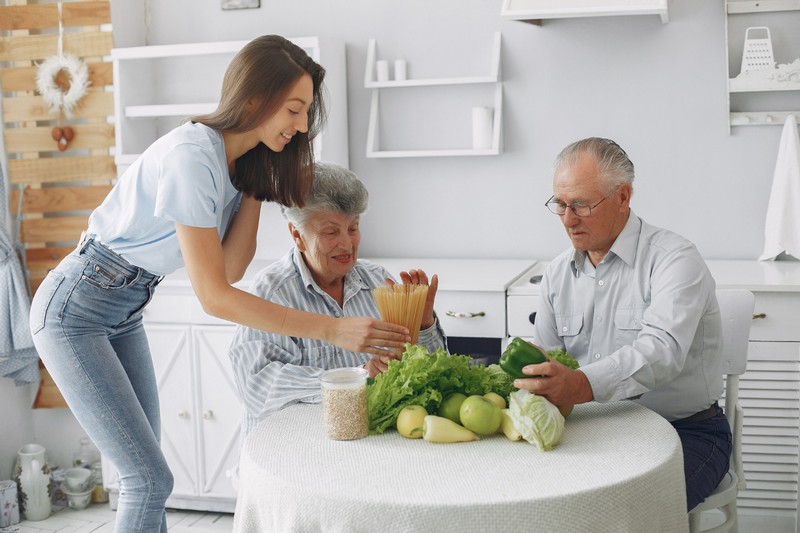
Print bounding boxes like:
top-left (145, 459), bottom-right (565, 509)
top-left (609, 210), bottom-right (640, 268)
top-left (291, 246), bottom-right (316, 290)
top-left (569, 209), bottom-right (640, 276)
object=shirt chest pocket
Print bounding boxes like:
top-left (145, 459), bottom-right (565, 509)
top-left (614, 306), bottom-right (645, 346)
top-left (555, 314), bottom-right (584, 338)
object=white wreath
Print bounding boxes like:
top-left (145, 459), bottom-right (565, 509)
top-left (35, 53), bottom-right (90, 119)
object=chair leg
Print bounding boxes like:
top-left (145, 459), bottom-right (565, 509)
top-left (688, 510), bottom-right (701, 532)
top-left (726, 502), bottom-right (738, 533)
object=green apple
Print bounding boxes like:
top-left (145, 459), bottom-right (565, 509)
top-left (397, 405), bottom-right (428, 439)
top-left (438, 392), bottom-right (467, 424)
top-left (459, 395), bottom-right (502, 435)
top-left (483, 391), bottom-right (507, 410)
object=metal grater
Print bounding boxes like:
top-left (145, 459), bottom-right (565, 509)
top-left (740, 27), bottom-right (775, 73)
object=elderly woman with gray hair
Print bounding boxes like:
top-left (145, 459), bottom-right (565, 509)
top-left (228, 162), bottom-right (446, 436)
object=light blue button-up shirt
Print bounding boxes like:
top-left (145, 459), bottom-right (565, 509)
top-left (229, 247), bottom-right (448, 436)
top-left (534, 210), bottom-right (723, 421)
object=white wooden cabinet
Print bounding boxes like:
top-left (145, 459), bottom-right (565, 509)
top-left (147, 323), bottom-right (241, 511)
top-left (500, 0), bottom-right (669, 23)
top-left (707, 260), bottom-right (800, 532)
top-left (363, 32), bottom-right (502, 158)
top-left (725, 0), bottom-right (800, 129)
top-left (111, 36), bottom-right (349, 176)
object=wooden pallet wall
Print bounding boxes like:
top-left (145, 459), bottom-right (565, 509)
top-left (1, 0), bottom-right (115, 295)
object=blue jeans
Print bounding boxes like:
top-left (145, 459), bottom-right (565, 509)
top-left (671, 409), bottom-right (732, 511)
top-left (30, 238), bottom-right (172, 532)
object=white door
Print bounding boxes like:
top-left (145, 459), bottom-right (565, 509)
top-left (147, 323), bottom-right (199, 497)
top-left (194, 325), bottom-right (241, 498)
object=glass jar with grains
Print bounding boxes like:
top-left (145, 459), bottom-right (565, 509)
top-left (320, 368), bottom-right (369, 440)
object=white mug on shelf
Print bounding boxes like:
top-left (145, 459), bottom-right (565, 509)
top-left (394, 59), bottom-right (407, 81)
top-left (472, 106), bottom-right (493, 150)
top-left (376, 60), bottom-right (389, 82)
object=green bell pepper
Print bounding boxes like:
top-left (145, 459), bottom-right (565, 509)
top-left (499, 337), bottom-right (547, 379)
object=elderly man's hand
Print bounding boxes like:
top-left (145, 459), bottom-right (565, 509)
top-left (513, 360), bottom-right (594, 407)
top-left (387, 269), bottom-right (439, 329)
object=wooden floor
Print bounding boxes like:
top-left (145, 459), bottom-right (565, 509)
top-left (11, 503), bottom-right (233, 532)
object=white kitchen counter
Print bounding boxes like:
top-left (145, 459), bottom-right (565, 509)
top-left (150, 256), bottom-right (538, 339)
top-left (157, 257), bottom-right (538, 291)
top-left (706, 259), bottom-right (800, 292)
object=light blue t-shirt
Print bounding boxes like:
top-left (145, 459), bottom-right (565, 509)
top-left (88, 122), bottom-right (241, 276)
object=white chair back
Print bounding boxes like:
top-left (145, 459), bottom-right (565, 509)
top-left (716, 289), bottom-right (754, 486)
top-left (717, 290), bottom-right (753, 377)
top-left (688, 289), bottom-right (754, 533)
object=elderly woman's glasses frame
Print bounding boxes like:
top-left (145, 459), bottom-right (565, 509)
top-left (544, 186), bottom-right (620, 217)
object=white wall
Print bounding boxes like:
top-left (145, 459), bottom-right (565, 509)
top-left (0, 385), bottom-right (35, 479)
top-left (111, 0), bottom-right (799, 262)
top-left (0, 383), bottom-right (88, 478)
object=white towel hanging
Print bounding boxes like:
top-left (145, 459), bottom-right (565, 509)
top-left (760, 114), bottom-right (800, 260)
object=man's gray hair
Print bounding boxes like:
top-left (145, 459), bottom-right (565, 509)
top-left (282, 162), bottom-right (369, 231)
top-left (554, 137), bottom-right (635, 193)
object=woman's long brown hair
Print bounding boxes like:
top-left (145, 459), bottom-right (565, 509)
top-left (192, 35), bottom-right (326, 206)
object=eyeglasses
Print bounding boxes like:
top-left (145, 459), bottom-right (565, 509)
top-left (544, 187), bottom-right (619, 217)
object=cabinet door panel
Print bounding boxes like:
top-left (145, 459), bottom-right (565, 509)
top-left (146, 323), bottom-right (198, 497)
top-left (194, 325), bottom-right (241, 498)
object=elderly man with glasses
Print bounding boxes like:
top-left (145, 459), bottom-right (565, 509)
top-left (517, 137), bottom-right (731, 512)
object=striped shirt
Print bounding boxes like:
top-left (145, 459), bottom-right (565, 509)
top-left (229, 247), bottom-right (447, 437)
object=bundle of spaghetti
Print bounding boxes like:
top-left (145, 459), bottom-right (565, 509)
top-left (373, 284), bottom-right (429, 345)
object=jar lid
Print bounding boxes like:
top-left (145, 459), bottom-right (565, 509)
top-left (320, 367), bottom-right (368, 389)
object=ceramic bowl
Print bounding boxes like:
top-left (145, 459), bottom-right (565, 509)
top-left (64, 467), bottom-right (93, 492)
top-left (62, 487), bottom-right (93, 510)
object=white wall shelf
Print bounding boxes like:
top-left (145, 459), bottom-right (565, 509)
top-left (123, 103), bottom-right (217, 118)
top-left (500, 0), bottom-right (669, 23)
top-left (729, 78), bottom-right (800, 92)
top-left (364, 32), bottom-right (502, 158)
top-left (111, 36), bottom-right (349, 175)
top-left (725, 1), bottom-right (800, 129)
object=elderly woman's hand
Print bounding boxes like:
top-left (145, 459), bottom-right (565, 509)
top-left (364, 351), bottom-right (398, 378)
top-left (388, 269), bottom-right (439, 329)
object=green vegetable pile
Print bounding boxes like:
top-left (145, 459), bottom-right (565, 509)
top-left (367, 344), bottom-right (514, 434)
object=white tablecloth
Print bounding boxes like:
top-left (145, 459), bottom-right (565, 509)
top-left (234, 401), bottom-right (688, 533)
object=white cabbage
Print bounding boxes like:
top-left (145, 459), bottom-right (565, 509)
top-left (508, 389), bottom-right (565, 451)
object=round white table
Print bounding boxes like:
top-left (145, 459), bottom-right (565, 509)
top-left (233, 401), bottom-right (688, 533)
